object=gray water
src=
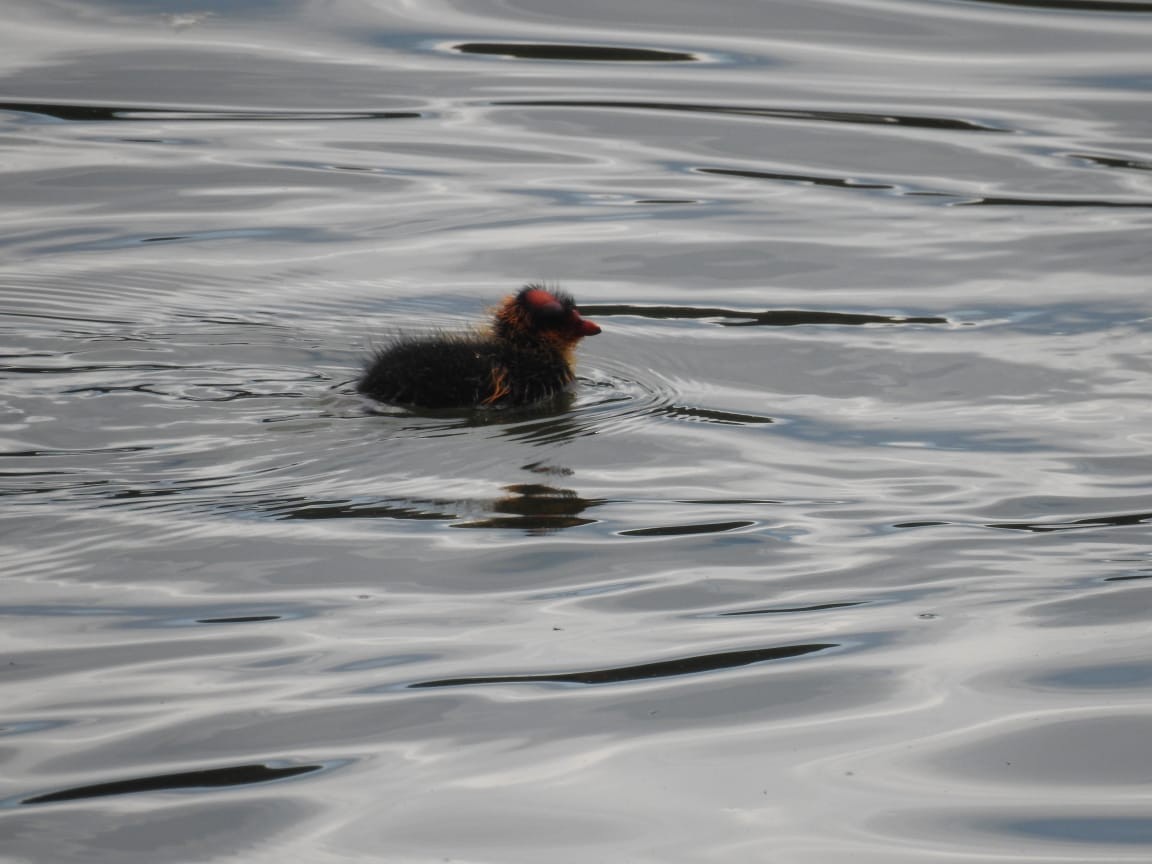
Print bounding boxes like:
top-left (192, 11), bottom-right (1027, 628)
top-left (3, 1), bottom-right (1152, 861)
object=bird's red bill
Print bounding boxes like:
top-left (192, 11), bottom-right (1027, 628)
top-left (575, 316), bottom-right (601, 336)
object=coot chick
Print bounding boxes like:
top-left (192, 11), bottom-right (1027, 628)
top-left (358, 285), bottom-right (601, 409)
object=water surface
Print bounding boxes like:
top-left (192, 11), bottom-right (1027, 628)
top-left (3, 1), bottom-right (1152, 861)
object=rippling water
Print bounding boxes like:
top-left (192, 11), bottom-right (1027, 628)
top-left (3, 0), bottom-right (1152, 860)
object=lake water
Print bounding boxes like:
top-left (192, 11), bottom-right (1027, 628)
top-left (3, 0), bottom-right (1152, 861)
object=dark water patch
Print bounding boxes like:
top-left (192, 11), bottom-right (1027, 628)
top-left (7, 362), bottom-right (184, 375)
top-left (522, 462), bottom-right (573, 477)
top-left (1105, 571), bottom-right (1152, 582)
top-left (409, 643), bottom-right (836, 688)
top-left (151, 606), bottom-right (314, 628)
top-left (497, 100), bottom-right (1008, 132)
top-left (453, 514), bottom-right (598, 531)
top-left (453, 43), bottom-right (697, 62)
top-left (717, 602), bottom-right (865, 617)
top-left (195, 615), bottom-right (282, 624)
top-left (957, 196), bottom-right (1152, 208)
top-left (700, 166), bottom-right (893, 191)
top-left (892, 521), bottom-right (953, 529)
top-left (955, 0), bottom-right (1152, 11)
top-left (19, 763), bottom-right (325, 806)
top-left (677, 498), bottom-right (788, 505)
top-left (619, 520), bottom-right (757, 537)
top-left (986, 510), bottom-right (1152, 533)
top-left (97, 487), bottom-right (187, 504)
top-left (653, 405), bottom-right (776, 425)
top-left (1068, 152), bottom-right (1152, 171)
top-left (0, 100), bottom-right (423, 123)
top-left (582, 303), bottom-right (948, 327)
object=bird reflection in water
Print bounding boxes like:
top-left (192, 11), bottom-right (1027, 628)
top-left (454, 477), bottom-right (601, 533)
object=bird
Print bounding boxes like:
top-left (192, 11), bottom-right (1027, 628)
top-left (358, 284), bottom-right (601, 409)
